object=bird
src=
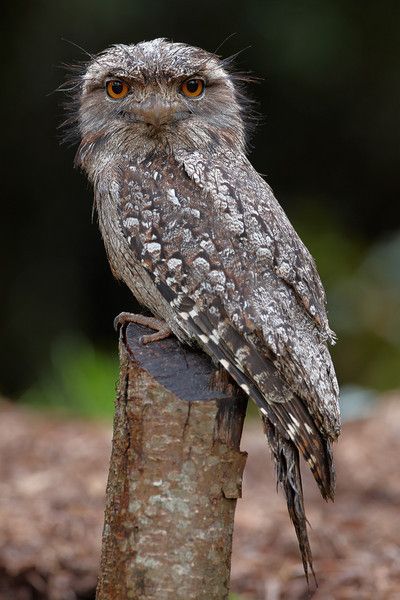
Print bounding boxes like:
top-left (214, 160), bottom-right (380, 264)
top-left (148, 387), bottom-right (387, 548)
top-left (68, 38), bottom-right (341, 580)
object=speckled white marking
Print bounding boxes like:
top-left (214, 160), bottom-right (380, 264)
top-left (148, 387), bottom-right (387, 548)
top-left (210, 329), bottom-right (220, 344)
top-left (167, 257), bottom-right (182, 270)
top-left (192, 257), bottom-right (210, 272)
top-left (235, 346), bottom-right (249, 363)
top-left (304, 423), bottom-right (314, 435)
top-left (123, 217), bottom-right (139, 228)
top-left (167, 188), bottom-right (181, 206)
top-left (219, 359), bottom-right (230, 370)
top-left (208, 270), bottom-right (226, 286)
top-left (144, 242), bottom-right (161, 257)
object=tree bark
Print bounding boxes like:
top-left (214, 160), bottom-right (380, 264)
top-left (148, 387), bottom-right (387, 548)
top-left (96, 323), bottom-right (248, 600)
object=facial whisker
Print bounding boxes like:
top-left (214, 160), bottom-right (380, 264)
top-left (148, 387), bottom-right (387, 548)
top-left (61, 38), bottom-right (99, 63)
top-left (213, 32), bottom-right (238, 56)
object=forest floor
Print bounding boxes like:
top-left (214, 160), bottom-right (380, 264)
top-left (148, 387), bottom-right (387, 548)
top-left (0, 397), bottom-right (399, 600)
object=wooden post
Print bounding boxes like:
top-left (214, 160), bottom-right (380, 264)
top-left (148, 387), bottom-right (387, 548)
top-left (96, 323), bottom-right (248, 600)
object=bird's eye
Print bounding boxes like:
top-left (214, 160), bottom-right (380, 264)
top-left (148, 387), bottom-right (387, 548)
top-left (180, 79), bottom-right (205, 98)
top-left (106, 80), bottom-right (129, 99)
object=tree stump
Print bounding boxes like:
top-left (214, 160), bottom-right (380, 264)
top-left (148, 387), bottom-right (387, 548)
top-left (96, 323), bottom-right (248, 600)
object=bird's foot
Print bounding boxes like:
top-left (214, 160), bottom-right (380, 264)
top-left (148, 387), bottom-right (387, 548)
top-left (114, 312), bottom-right (172, 344)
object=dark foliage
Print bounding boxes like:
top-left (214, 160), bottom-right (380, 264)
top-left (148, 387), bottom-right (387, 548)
top-left (1, 1), bottom-right (400, 395)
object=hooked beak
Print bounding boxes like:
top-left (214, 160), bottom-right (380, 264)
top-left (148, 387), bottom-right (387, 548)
top-left (134, 95), bottom-right (180, 127)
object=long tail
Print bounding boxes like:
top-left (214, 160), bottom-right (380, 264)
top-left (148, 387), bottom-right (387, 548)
top-left (263, 416), bottom-right (317, 584)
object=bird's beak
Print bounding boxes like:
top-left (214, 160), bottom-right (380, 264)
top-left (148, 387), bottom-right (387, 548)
top-left (134, 95), bottom-right (178, 127)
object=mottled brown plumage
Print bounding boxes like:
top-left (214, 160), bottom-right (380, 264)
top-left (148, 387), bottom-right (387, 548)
top-left (70, 38), bottom-right (341, 578)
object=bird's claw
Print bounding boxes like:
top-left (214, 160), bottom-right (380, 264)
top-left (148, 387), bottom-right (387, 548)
top-left (113, 313), bottom-right (125, 331)
top-left (113, 312), bottom-right (172, 343)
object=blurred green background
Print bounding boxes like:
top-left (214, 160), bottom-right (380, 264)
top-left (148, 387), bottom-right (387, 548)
top-left (2, 0), bottom-right (400, 418)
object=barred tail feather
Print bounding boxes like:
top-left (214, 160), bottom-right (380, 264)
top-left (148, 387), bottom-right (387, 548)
top-left (272, 398), bottom-right (336, 502)
top-left (263, 416), bottom-right (316, 585)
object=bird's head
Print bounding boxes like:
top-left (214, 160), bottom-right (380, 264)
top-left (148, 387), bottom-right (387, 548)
top-left (67, 39), bottom-right (251, 172)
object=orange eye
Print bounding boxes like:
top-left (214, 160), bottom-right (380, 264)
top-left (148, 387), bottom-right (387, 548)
top-left (106, 80), bottom-right (129, 99)
top-left (181, 79), bottom-right (205, 98)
